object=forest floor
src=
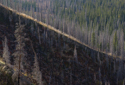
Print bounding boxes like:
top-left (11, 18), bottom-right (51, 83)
top-left (0, 58), bottom-right (39, 85)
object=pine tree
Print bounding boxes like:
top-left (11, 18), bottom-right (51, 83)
top-left (3, 36), bottom-right (10, 65)
top-left (99, 68), bottom-right (101, 81)
top-left (12, 68), bottom-right (19, 85)
top-left (12, 17), bottom-right (27, 85)
top-left (74, 45), bottom-right (78, 62)
top-left (113, 31), bottom-right (118, 53)
top-left (31, 40), bottom-right (43, 85)
top-left (33, 56), bottom-right (43, 85)
top-left (120, 30), bottom-right (124, 59)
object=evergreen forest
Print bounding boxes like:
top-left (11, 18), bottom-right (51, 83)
top-left (0, 0), bottom-right (125, 85)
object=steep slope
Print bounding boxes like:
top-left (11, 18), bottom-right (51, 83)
top-left (0, 3), bottom-right (125, 85)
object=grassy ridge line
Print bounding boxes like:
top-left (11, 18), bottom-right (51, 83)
top-left (0, 3), bottom-right (118, 59)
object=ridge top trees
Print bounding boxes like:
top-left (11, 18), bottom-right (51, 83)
top-left (91, 32), bottom-right (95, 48)
top-left (113, 31), bottom-right (118, 54)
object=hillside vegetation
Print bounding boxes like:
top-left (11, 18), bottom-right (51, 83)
top-left (1, 0), bottom-right (125, 57)
top-left (0, 0), bottom-right (125, 85)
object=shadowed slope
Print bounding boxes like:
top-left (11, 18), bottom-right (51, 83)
top-left (0, 3), bottom-right (125, 85)
top-left (0, 3), bottom-right (119, 60)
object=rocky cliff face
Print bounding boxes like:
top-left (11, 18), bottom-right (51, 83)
top-left (0, 4), bottom-right (125, 85)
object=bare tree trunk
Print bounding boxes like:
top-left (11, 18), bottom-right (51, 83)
top-left (37, 27), bottom-right (41, 44)
top-left (18, 55), bottom-right (21, 85)
top-left (18, 18), bottom-right (21, 85)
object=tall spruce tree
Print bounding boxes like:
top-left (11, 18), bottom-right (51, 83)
top-left (113, 31), bottom-right (118, 54)
top-left (91, 32), bottom-right (95, 48)
top-left (12, 16), bottom-right (27, 85)
top-left (31, 40), bottom-right (43, 85)
top-left (33, 55), bottom-right (42, 85)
